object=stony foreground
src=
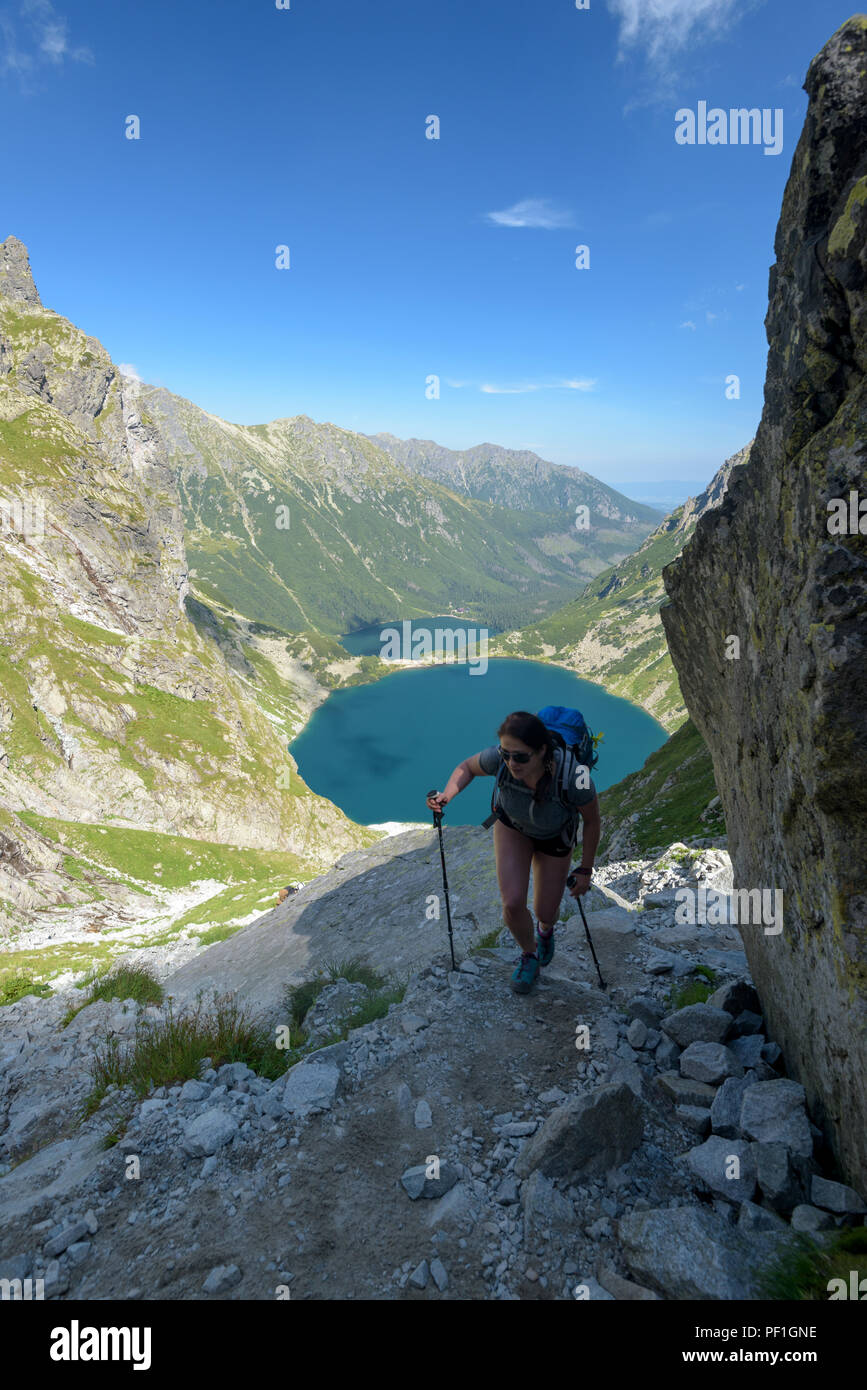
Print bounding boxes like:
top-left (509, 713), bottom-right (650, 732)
top-left (1, 845), bottom-right (864, 1301)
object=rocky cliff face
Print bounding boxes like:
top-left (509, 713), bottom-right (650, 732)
top-left (0, 237), bottom-right (369, 933)
top-left (662, 18), bottom-right (867, 1189)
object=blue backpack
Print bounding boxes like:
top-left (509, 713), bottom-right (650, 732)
top-left (485, 706), bottom-right (601, 829)
top-left (537, 705), bottom-right (600, 773)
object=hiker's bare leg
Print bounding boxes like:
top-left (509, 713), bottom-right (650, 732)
top-left (533, 851), bottom-right (574, 934)
top-left (494, 820), bottom-right (535, 953)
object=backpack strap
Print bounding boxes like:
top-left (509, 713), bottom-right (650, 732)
top-left (481, 758), bottom-right (507, 830)
top-left (554, 742), bottom-right (582, 847)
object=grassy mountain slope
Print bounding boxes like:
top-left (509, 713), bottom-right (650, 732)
top-left (598, 718), bottom-right (726, 861)
top-left (139, 393), bottom-right (660, 639)
top-left (491, 444), bottom-right (753, 731)
top-left (0, 237), bottom-right (374, 937)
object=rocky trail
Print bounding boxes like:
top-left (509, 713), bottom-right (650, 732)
top-left (2, 833), bottom-right (863, 1301)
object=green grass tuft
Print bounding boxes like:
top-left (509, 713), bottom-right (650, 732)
top-left (82, 990), bottom-right (291, 1119)
top-left (755, 1226), bottom-right (867, 1300)
top-left (0, 971), bottom-right (53, 1007)
top-left (667, 967), bottom-right (717, 1011)
top-left (62, 963), bottom-right (164, 1027)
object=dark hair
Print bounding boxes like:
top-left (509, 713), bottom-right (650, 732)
top-left (497, 710), bottom-right (556, 802)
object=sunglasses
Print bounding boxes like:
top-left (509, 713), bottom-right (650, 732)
top-left (498, 746), bottom-right (533, 764)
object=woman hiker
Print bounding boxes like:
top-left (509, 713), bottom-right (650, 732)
top-left (426, 709), bottom-right (600, 995)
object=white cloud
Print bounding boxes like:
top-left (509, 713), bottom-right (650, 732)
top-left (480, 383), bottom-right (537, 395)
top-left (680, 320), bottom-right (696, 330)
top-left (1, 0), bottom-right (93, 82)
top-left (606, 0), bottom-right (749, 64)
top-left (480, 378), bottom-right (596, 394)
top-left (485, 198), bottom-right (576, 230)
top-left (117, 363), bottom-right (142, 381)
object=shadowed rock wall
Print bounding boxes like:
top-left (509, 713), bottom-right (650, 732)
top-left (661, 17), bottom-right (867, 1188)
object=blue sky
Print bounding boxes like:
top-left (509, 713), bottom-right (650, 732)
top-left (0, 0), bottom-right (855, 500)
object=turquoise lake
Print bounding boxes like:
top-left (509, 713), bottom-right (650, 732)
top-left (290, 656), bottom-right (668, 826)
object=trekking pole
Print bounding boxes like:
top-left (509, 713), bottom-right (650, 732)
top-left (427, 790), bottom-right (457, 972)
top-left (567, 871), bottom-right (606, 990)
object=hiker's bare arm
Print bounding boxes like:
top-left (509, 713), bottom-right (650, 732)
top-left (578, 795), bottom-right (601, 865)
top-left (426, 753), bottom-right (488, 811)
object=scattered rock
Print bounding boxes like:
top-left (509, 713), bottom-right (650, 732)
top-left (737, 1201), bottom-right (787, 1232)
top-left (216, 1062), bottom-right (255, 1088)
top-left (790, 1205), bottom-right (834, 1233)
top-left (400, 1014), bottom-right (428, 1035)
top-left (514, 1082), bottom-right (645, 1181)
top-left (810, 1176), bottom-right (867, 1214)
top-left (596, 1262), bottom-right (661, 1301)
top-left (710, 1074), bottom-right (757, 1139)
top-left (500, 1120), bottom-right (537, 1138)
top-left (400, 1162), bottom-right (462, 1201)
top-left (180, 1080), bottom-right (212, 1102)
top-left (656, 1072), bottom-right (717, 1108)
top-left (676, 1106), bottom-right (711, 1137)
top-left (661, 1004), bottom-right (733, 1048)
top-left (729, 1035), bottom-right (764, 1069)
top-left (522, 1170), bottom-right (576, 1241)
top-left (618, 1206), bottom-right (794, 1300)
top-left (408, 1259), bottom-right (429, 1289)
top-left (44, 1218), bottom-right (90, 1258)
top-left (679, 1041), bottom-right (743, 1085)
top-left (646, 949), bottom-right (695, 976)
top-left (280, 1062), bottom-right (341, 1115)
top-left (494, 1175), bottom-right (520, 1206)
top-left (626, 1019), bottom-right (647, 1049)
top-left (203, 1263), bottom-right (242, 1294)
top-left (181, 1108), bottom-right (239, 1158)
top-left (654, 1036), bottom-right (681, 1070)
top-left (538, 1087), bottom-right (566, 1105)
top-left (739, 1080), bottom-right (813, 1158)
top-left (687, 1136), bottom-right (757, 1202)
top-left (752, 1142), bottom-right (809, 1212)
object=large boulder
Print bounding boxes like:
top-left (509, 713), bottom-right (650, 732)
top-left (739, 1079), bottom-right (814, 1159)
top-left (618, 1206), bottom-right (797, 1300)
top-left (660, 1004), bottom-right (732, 1048)
top-left (513, 1082), bottom-right (644, 1180)
top-left (279, 1061), bottom-right (341, 1115)
top-left (661, 16), bottom-right (867, 1192)
top-left (687, 1136), bottom-right (757, 1202)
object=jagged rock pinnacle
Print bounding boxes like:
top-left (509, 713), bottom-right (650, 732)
top-left (0, 235), bottom-right (41, 307)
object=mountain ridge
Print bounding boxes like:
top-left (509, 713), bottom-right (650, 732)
top-left (136, 391), bottom-right (660, 640)
top-left (366, 430), bottom-right (662, 525)
top-left (490, 443), bottom-right (752, 731)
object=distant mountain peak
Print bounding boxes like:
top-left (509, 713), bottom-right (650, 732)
top-left (0, 235), bottom-right (41, 307)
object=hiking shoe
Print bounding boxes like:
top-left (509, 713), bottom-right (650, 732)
top-left (536, 925), bottom-right (555, 967)
top-left (511, 951), bottom-right (539, 994)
